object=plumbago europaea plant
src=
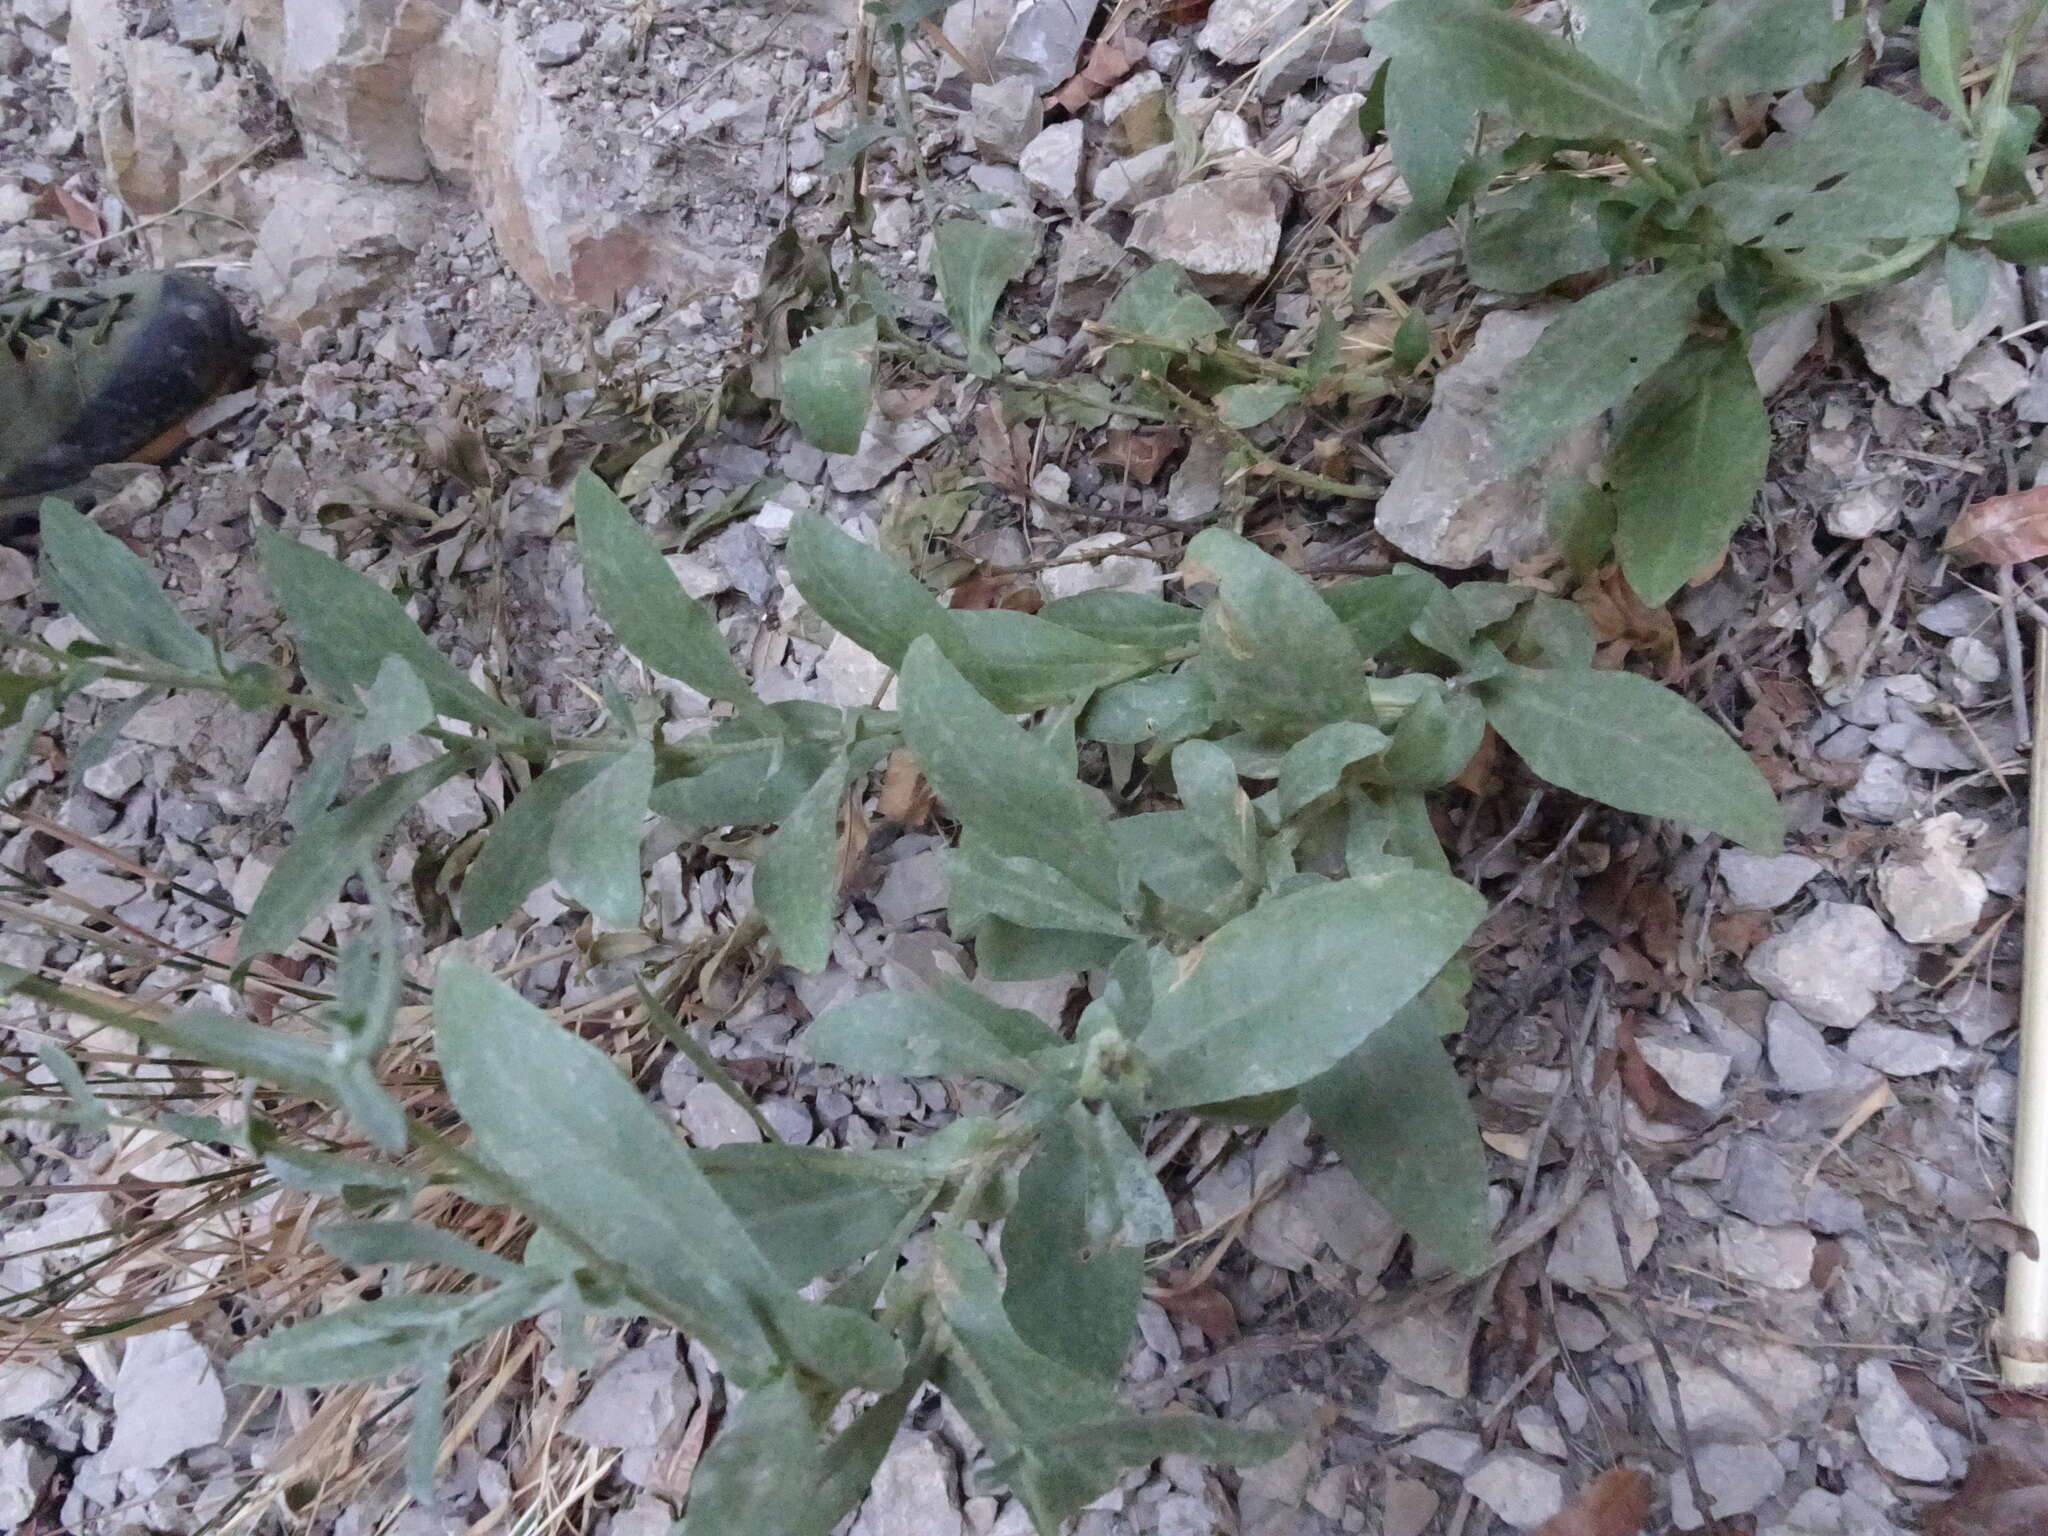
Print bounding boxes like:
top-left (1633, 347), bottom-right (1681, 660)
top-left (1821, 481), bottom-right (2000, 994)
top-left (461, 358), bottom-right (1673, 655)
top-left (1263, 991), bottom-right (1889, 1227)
top-left (0, 476), bottom-right (1779, 1533)
top-left (1348, 0), bottom-right (2048, 603)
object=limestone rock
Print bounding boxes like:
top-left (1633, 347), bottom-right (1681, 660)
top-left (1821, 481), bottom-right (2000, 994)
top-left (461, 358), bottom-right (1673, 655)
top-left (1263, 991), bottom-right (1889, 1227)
top-left (1198, 0), bottom-right (1318, 63)
top-left (1749, 305), bottom-right (1822, 395)
top-left (1020, 119), bottom-right (1084, 209)
top-left (1041, 532), bottom-right (1167, 601)
top-left (1746, 902), bottom-right (1911, 1030)
top-left (68, 2), bottom-right (271, 261)
top-left (1766, 1002), bottom-right (1849, 1094)
top-left (994, 0), bottom-right (1099, 88)
top-left (1290, 91), bottom-right (1367, 181)
top-left (1373, 309), bottom-right (1604, 569)
top-left (1463, 1452), bottom-right (1565, 1530)
top-left (1854, 1360), bottom-right (1947, 1482)
top-left (1673, 1443), bottom-right (1787, 1529)
top-left (1845, 1022), bottom-right (1965, 1077)
top-left (418, 1), bottom-right (743, 306)
top-left (1128, 175), bottom-right (1289, 300)
top-left (1094, 143), bottom-right (1180, 212)
top-left (1878, 812), bottom-right (1988, 945)
top-left (530, 17), bottom-right (589, 66)
top-left (240, 0), bottom-right (459, 182)
top-left (102, 1328), bottom-right (225, 1471)
top-left (1840, 260), bottom-right (2022, 404)
top-left (1718, 848), bottom-right (1820, 909)
top-left (971, 74), bottom-right (1043, 162)
top-left (249, 163), bottom-right (437, 337)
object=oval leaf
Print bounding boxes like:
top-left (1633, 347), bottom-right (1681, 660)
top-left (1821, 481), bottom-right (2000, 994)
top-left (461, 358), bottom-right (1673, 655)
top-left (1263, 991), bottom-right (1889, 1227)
top-left (783, 319), bottom-right (878, 455)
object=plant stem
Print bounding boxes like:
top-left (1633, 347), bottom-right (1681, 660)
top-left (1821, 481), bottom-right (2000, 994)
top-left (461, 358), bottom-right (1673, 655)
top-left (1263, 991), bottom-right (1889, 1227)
top-left (1614, 142), bottom-right (1680, 202)
top-left (1147, 375), bottom-right (1380, 501)
top-left (1967, 0), bottom-right (2048, 198)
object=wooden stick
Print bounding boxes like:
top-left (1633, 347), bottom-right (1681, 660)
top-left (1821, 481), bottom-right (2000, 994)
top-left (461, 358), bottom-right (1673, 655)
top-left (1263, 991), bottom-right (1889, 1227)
top-left (2002, 624), bottom-right (2048, 1388)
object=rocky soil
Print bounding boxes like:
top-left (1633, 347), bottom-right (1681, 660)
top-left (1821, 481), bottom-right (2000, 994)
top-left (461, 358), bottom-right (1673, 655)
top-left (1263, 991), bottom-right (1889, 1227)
top-left (6, 1), bottom-right (2048, 1533)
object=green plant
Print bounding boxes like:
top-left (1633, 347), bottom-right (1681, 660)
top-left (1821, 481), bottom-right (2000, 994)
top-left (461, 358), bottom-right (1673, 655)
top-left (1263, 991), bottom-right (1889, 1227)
top-left (1347, 0), bottom-right (2048, 603)
top-left (2, 475), bottom-right (1779, 1531)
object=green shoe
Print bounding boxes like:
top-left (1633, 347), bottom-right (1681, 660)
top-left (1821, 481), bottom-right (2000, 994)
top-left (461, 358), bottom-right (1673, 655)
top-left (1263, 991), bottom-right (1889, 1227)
top-left (0, 272), bottom-right (253, 532)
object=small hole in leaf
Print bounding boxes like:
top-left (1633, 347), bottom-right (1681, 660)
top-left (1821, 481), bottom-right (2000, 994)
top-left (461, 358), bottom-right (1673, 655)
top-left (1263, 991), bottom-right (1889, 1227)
top-left (1813, 172), bottom-right (1848, 193)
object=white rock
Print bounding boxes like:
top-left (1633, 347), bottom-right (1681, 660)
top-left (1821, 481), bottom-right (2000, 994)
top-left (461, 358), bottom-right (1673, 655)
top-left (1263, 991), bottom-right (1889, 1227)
top-left (1749, 306), bottom-right (1822, 395)
top-left (1878, 813), bottom-right (1988, 945)
top-left (1094, 144), bottom-right (1180, 211)
top-left (1635, 1028), bottom-right (1732, 1109)
top-left (1546, 1189), bottom-right (1653, 1291)
top-left (1463, 1451), bottom-right (1565, 1530)
top-left (1052, 219), bottom-right (1126, 319)
top-left (1840, 261), bottom-right (2022, 405)
top-left (1202, 110), bottom-right (1254, 159)
top-left (0, 1438), bottom-right (47, 1530)
top-left (1718, 849), bottom-right (1821, 909)
top-left (1766, 1002), bottom-right (1848, 1094)
top-left (172, 0), bottom-right (228, 47)
top-left (1041, 532), bottom-right (1167, 601)
top-left (1102, 69), bottom-right (1166, 126)
top-left (1718, 1219), bottom-right (1816, 1290)
top-left (1514, 1405), bottom-right (1567, 1459)
top-left (249, 162), bottom-right (437, 338)
top-left (1673, 1442), bottom-right (1788, 1529)
top-left (1374, 1377), bottom-right (1455, 1434)
top-left (827, 413), bottom-right (945, 493)
top-left (1019, 120), bottom-right (1084, 209)
top-left (1845, 1022), bottom-right (1963, 1077)
top-left (1949, 340), bottom-right (2032, 410)
top-left (1374, 309), bottom-right (1604, 569)
top-left (1405, 1428), bottom-right (1482, 1472)
top-left (564, 1339), bottom-right (692, 1450)
top-left (1840, 752), bottom-right (1916, 823)
top-left (1746, 902), bottom-right (1911, 1030)
top-left (1198, 0), bottom-right (1316, 63)
top-left (1853, 1360), bottom-right (1948, 1482)
top-left (17, 0), bottom-right (70, 38)
top-left (102, 1328), bottom-right (225, 1471)
top-left (971, 75), bottom-right (1044, 162)
top-left (0, 1356), bottom-right (75, 1419)
top-left (1290, 91), bottom-right (1367, 180)
top-left (1825, 483), bottom-right (1903, 539)
top-left (1362, 1304), bottom-right (1474, 1398)
top-left (993, 0), bottom-right (1099, 87)
top-left (678, 1081), bottom-right (763, 1149)
top-left (530, 18), bottom-right (588, 67)
top-left (1919, 590), bottom-right (1995, 638)
top-left (853, 1434), bottom-right (965, 1536)
top-left (1128, 175), bottom-right (1289, 300)
top-left (1383, 1476), bottom-right (1441, 1536)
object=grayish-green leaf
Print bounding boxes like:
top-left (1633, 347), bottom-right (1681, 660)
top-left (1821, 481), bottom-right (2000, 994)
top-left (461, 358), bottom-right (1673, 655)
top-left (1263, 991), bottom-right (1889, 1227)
top-left (1945, 242), bottom-right (1997, 326)
top-left (1378, 687), bottom-right (1485, 790)
top-left (783, 319), bottom-right (878, 454)
top-left (694, 1143), bottom-right (941, 1286)
top-left (238, 752), bottom-right (466, 960)
top-left (258, 531), bottom-right (534, 739)
top-left (460, 758), bottom-right (606, 932)
top-left (355, 657), bottom-right (433, 754)
top-left (1608, 337), bottom-right (1769, 606)
top-left (1140, 871), bottom-right (1485, 1108)
top-left (1110, 811), bottom-right (1255, 938)
top-left (804, 988), bottom-right (1043, 1087)
top-left (1301, 998), bottom-right (1492, 1275)
top-left (1479, 662), bottom-right (1784, 851)
top-left (1039, 591), bottom-right (1200, 651)
top-left (1185, 528), bottom-right (1371, 741)
top-left (933, 220), bottom-right (1036, 376)
top-left (36, 1043), bottom-right (109, 1131)
top-left (39, 500), bottom-right (215, 674)
top-left (1683, 0), bottom-right (1860, 97)
top-left (755, 755), bottom-right (847, 973)
top-left (1700, 88), bottom-right (1967, 251)
top-left (1570, 0), bottom-right (1691, 119)
top-left (1276, 722), bottom-right (1392, 819)
top-left (1080, 672), bottom-right (1217, 746)
top-left (1003, 1104), bottom-right (1143, 1380)
top-left (1497, 267), bottom-right (1706, 470)
top-left (573, 469), bottom-right (755, 705)
top-left (1984, 204), bottom-right (2048, 263)
top-left (1101, 262), bottom-right (1226, 385)
top-left (1385, 56), bottom-right (1474, 215)
top-left (1172, 739), bottom-right (1261, 879)
top-left (549, 741), bottom-right (652, 928)
top-left (1464, 175), bottom-right (1614, 294)
top-left (788, 510), bottom-right (952, 670)
top-left (929, 1231), bottom-right (1285, 1535)
top-left (944, 610), bottom-right (1154, 712)
top-left (900, 637), bottom-right (1121, 907)
top-left (653, 704), bottom-right (842, 830)
top-left (433, 961), bottom-right (902, 1390)
top-left (231, 1295), bottom-right (472, 1386)
top-left (943, 844), bottom-right (1135, 939)
top-left (314, 1219), bottom-right (526, 1282)
top-left (1366, 0), bottom-right (1681, 144)
top-left (677, 1374), bottom-right (824, 1536)
top-left (1213, 382), bottom-right (1301, 429)
top-left (1920, 0), bottom-right (1971, 118)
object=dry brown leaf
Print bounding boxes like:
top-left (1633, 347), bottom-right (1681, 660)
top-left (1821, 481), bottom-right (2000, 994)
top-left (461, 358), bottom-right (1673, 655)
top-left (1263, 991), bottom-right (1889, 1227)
top-left (1099, 427), bottom-right (1183, 484)
top-left (1925, 1419), bottom-right (2048, 1536)
top-left (1536, 1466), bottom-right (1652, 1536)
top-left (1945, 485), bottom-right (2048, 564)
top-left (1157, 1281), bottom-right (1239, 1342)
top-left (1050, 31), bottom-right (1146, 114)
top-left (45, 181), bottom-right (105, 238)
top-left (973, 401), bottom-right (1032, 501)
top-left (877, 749), bottom-right (931, 826)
